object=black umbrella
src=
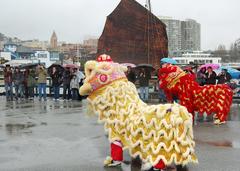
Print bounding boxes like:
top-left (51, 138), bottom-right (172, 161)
top-left (48, 64), bottom-right (64, 75)
top-left (135, 64), bottom-right (155, 71)
top-left (19, 63), bottom-right (39, 69)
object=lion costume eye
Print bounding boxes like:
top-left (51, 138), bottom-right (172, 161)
top-left (98, 74), bottom-right (109, 84)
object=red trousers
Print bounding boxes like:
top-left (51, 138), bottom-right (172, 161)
top-left (111, 141), bottom-right (123, 161)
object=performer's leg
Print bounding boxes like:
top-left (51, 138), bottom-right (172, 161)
top-left (214, 112), bottom-right (226, 125)
top-left (104, 140), bottom-right (123, 167)
top-left (111, 141), bottom-right (123, 162)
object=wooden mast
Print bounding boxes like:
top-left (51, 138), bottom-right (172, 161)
top-left (146, 0), bottom-right (151, 64)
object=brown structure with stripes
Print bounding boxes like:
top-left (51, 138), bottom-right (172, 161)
top-left (97, 0), bottom-right (168, 68)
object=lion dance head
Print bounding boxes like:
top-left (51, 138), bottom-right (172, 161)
top-left (79, 54), bottom-right (128, 96)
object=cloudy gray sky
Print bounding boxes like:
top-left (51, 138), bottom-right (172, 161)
top-left (0, 0), bottom-right (239, 50)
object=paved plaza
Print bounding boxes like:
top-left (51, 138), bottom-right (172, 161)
top-left (0, 97), bottom-right (240, 171)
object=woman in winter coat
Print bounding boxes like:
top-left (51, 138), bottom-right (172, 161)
top-left (50, 67), bottom-right (62, 101)
top-left (27, 69), bottom-right (36, 100)
top-left (70, 74), bottom-right (79, 100)
top-left (13, 67), bottom-right (24, 100)
top-left (36, 65), bottom-right (48, 101)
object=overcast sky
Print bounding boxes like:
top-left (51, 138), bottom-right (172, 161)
top-left (0, 0), bottom-right (239, 50)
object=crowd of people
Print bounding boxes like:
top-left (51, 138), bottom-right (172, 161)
top-left (3, 63), bottom-right (236, 102)
top-left (126, 67), bottom-right (151, 102)
top-left (125, 65), bottom-right (235, 103)
top-left (197, 66), bottom-right (232, 86)
top-left (3, 64), bottom-right (85, 101)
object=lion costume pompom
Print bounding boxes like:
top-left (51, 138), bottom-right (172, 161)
top-left (79, 55), bottom-right (197, 170)
top-left (159, 63), bottom-right (233, 125)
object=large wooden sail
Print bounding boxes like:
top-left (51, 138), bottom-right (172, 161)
top-left (97, 0), bottom-right (168, 68)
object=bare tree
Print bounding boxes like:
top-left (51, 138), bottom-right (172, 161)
top-left (229, 43), bottom-right (240, 62)
top-left (213, 44), bottom-right (229, 63)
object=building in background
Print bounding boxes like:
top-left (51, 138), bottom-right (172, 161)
top-left (83, 38), bottom-right (98, 55)
top-left (182, 19), bottom-right (201, 51)
top-left (0, 52), bottom-right (11, 61)
top-left (173, 51), bottom-right (221, 65)
top-left (83, 38), bottom-right (98, 48)
top-left (159, 17), bottom-right (201, 57)
top-left (21, 39), bottom-right (49, 50)
top-left (50, 31), bottom-right (58, 49)
top-left (159, 16), bottom-right (182, 56)
top-left (32, 51), bottom-right (58, 67)
top-left (3, 42), bottom-right (18, 59)
top-left (0, 31), bottom-right (99, 67)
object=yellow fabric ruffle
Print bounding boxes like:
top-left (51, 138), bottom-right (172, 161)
top-left (88, 80), bottom-right (198, 166)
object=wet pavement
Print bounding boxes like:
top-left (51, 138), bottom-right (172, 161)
top-left (0, 97), bottom-right (240, 171)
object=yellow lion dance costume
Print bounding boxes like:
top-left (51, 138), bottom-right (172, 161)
top-left (79, 55), bottom-right (197, 171)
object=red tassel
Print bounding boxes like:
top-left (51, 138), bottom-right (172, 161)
top-left (154, 160), bottom-right (166, 169)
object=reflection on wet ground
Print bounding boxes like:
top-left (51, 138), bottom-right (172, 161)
top-left (0, 97), bottom-right (240, 171)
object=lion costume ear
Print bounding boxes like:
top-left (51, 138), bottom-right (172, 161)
top-left (85, 61), bottom-right (97, 77)
top-left (120, 65), bottom-right (128, 73)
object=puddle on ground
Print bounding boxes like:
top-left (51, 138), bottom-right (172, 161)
top-left (5, 122), bottom-right (36, 135)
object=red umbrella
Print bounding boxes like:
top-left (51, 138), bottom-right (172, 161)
top-left (199, 63), bottom-right (220, 70)
top-left (183, 66), bottom-right (193, 71)
top-left (63, 64), bottom-right (79, 69)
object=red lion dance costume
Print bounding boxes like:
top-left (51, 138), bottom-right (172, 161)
top-left (159, 64), bottom-right (233, 125)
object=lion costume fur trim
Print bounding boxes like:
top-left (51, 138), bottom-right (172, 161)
top-left (87, 79), bottom-right (198, 166)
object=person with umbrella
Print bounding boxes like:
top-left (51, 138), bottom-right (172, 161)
top-left (50, 67), bottom-right (62, 101)
top-left (137, 68), bottom-right (151, 102)
top-left (217, 69), bottom-right (232, 84)
top-left (160, 57), bottom-right (177, 65)
top-left (27, 68), bottom-right (36, 100)
top-left (197, 67), bottom-right (207, 86)
top-left (126, 66), bottom-right (136, 83)
top-left (205, 66), bottom-right (217, 85)
top-left (13, 67), bottom-right (24, 100)
top-left (62, 67), bottom-right (72, 100)
top-left (3, 64), bottom-right (13, 101)
top-left (72, 68), bottom-right (85, 101)
top-left (70, 74), bottom-right (79, 100)
top-left (36, 64), bottom-right (48, 101)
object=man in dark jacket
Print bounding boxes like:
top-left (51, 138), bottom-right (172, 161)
top-left (126, 67), bottom-right (136, 83)
top-left (62, 68), bottom-right (71, 100)
top-left (4, 65), bottom-right (13, 101)
top-left (137, 69), bottom-right (151, 102)
top-left (13, 67), bottom-right (24, 100)
top-left (205, 66), bottom-right (217, 85)
top-left (217, 69), bottom-right (232, 84)
top-left (50, 67), bottom-right (62, 101)
top-left (197, 67), bottom-right (206, 86)
top-left (27, 68), bottom-right (36, 100)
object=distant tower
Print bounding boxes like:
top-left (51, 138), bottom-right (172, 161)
top-left (50, 31), bottom-right (58, 49)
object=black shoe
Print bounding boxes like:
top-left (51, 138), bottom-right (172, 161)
top-left (176, 165), bottom-right (188, 171)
